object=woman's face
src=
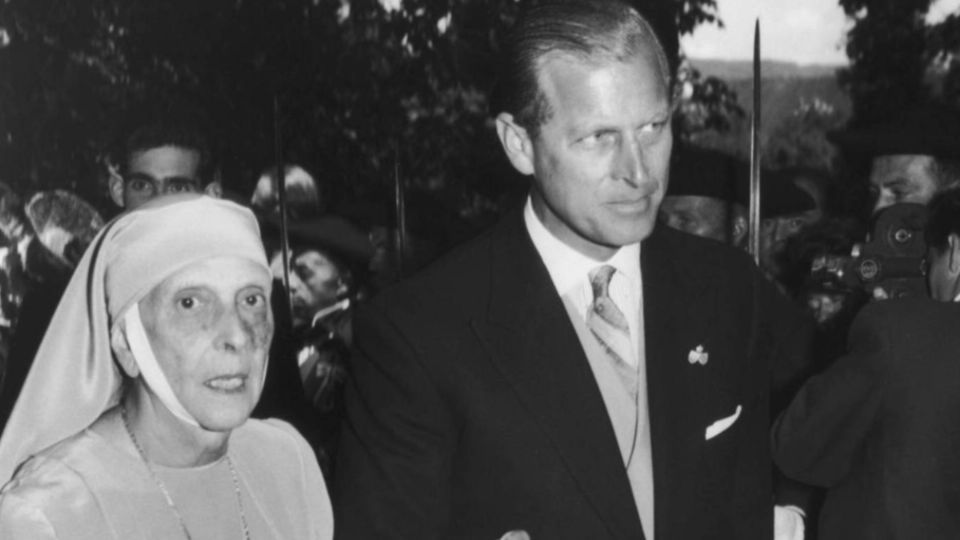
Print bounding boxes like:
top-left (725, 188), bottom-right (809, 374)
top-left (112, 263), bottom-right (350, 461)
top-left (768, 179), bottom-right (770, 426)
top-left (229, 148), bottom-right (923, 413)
top-left (138, 256), bottom-right (273, 431)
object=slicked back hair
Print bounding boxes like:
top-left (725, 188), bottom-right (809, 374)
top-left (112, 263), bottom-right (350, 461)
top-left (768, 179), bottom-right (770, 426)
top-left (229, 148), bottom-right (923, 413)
top-left (491, 0), bottom-right (672, 139)
top-left (925, 186), bottom-right (960, 253)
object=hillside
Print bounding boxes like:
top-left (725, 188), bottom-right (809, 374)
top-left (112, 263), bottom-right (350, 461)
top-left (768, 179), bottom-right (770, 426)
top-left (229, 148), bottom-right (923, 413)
top-left (686, 58), bottom-right (852, 162)
top-left (690, 59), bottom-right (846, 81)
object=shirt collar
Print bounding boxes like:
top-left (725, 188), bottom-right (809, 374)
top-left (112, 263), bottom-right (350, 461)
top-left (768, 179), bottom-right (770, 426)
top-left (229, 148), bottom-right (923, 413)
top-left (523, 196), bottom-right (640, 297)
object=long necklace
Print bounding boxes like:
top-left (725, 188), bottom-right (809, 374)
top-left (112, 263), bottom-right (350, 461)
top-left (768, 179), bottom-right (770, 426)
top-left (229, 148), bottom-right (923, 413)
top-left (120, 406), bottom-right (251, 540)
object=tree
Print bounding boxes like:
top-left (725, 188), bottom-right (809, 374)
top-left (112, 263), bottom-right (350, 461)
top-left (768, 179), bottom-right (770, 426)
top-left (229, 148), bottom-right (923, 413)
top-left (837, 0), bottom-right (960, 126)
top-left (0, 0), bottom-right (726, 229)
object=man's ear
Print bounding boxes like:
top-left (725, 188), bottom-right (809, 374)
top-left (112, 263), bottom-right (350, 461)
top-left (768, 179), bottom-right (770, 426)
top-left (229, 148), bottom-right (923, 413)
top-left (731, 213), bottom-right (748, 249)
top-left (111, 323), bottom-right (140, 379)
top-left (495, 113), bottom-right (536, 176)
top-left (204, 180), bottom-right (223, 199)
top-left (108, 168), bottom-right (126, 208)
top-left (948, 233), bottom-right (960, 274)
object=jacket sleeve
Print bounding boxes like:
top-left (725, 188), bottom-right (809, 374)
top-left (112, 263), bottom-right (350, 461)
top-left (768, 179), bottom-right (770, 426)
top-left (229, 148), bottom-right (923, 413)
top-left (771, 305), bottom-right (885, 487)
top-left (333, 302), bottom-right (456, 540)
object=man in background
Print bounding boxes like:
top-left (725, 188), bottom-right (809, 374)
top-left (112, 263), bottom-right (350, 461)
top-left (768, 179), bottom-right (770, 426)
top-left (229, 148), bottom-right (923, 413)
top-left (830, 104), bottom-right (960, 214)
top-left (108, 104), bottom-right (220, 211)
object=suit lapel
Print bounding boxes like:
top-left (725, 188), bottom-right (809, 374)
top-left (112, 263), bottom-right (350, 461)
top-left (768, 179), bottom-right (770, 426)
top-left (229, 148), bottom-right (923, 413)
top-left (642, 227), bottom-right (717, 536)
top-left (471, 210), bottom-right (644, 539)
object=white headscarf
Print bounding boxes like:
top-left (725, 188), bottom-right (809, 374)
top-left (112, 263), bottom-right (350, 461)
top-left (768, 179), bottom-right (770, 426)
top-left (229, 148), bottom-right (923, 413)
top-left (0, 194), bottom-right (269, 484)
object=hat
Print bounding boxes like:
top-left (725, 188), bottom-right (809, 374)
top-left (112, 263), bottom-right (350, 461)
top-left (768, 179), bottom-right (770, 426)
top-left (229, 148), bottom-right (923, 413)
top-left (25, 190), bottom-right (105, 267)
top-left (827, 104), bottom-right (960, 159)
top-left (667, 143), bottom-right (738, 202)
top-left (732, 161), bottom-right (816, 218)
top-left (667, 143), bottom-right (814, 217)
top-left (261, 214), bottom-right (374, 268)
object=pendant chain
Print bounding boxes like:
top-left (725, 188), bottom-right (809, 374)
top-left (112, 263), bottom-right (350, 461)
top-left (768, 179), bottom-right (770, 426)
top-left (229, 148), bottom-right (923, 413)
top-left (120, 406), bottom-right (251, 540)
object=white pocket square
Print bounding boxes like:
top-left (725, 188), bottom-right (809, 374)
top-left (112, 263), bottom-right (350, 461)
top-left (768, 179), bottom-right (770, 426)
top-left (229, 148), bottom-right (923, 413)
top-left (704, 405), bottom-right (742, 440)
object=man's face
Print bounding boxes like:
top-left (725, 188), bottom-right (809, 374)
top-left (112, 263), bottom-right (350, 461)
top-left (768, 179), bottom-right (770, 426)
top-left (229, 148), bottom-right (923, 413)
top-left (270, 249), bottom-right (344, 330)
top-left (759, 213), bottom-right (818, 278)
top-left (116, 145), bottom-right (202, 210)
top-left (869, 154), bottom-right (940, 214)
top-left (525, 52), bottom-right (673, 260)
top-left (659, 195), bottom-right (729, 243)
top-left (138, 256), bottom-right (273, 431)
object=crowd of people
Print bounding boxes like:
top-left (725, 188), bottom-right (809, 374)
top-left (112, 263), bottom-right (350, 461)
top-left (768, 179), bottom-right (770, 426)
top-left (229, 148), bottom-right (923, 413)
top-left (0, 0), bottom-right (958, 538)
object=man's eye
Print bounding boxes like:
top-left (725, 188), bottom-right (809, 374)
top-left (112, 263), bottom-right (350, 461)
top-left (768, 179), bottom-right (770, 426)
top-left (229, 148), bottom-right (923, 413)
top-left (639, 121), bottom-right (666, 134)
top-left (580, 131), bottom-right (617, 147)
top-left (128, 179), bottom-right (153, 192)
top-left (178, 297), bottom-right (197, 309)
top-left (168, 182), bottom-right (197, 193)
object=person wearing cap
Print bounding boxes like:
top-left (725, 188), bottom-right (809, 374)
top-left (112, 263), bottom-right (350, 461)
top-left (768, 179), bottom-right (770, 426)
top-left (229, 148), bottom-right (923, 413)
top-left (0, 195), bottom-right (332, 539)
top-left (263, 213), bottom-right (374, 477)
top-left (830, 104), bottom-right (960, 214)
top-left (658, 144), bottom-right (745, 244)
top-left (773, 187), bottom-right (960, 539)
top-left (659, 145), bottom-right (817, 271)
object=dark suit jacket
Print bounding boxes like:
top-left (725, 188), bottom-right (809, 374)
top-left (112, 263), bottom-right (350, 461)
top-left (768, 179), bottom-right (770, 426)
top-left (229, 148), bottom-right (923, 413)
top-left (773, 297), bottom-right (960, 540)
top-left (334, 209), bottom-right (809, 539)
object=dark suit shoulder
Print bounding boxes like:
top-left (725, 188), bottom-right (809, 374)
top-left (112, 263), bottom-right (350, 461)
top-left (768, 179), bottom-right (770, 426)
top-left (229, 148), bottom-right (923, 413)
top-left (855, 295), bottom-right (948, 325)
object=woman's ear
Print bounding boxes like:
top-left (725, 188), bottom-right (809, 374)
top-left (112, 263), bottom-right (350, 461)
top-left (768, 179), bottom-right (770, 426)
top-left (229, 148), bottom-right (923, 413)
top-left (111, 323), bottom-right (140, 378)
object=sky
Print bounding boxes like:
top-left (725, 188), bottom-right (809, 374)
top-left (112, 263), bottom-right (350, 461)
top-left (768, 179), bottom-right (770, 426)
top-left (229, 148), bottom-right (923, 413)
top-left (681, 0), bottom-right (960, 66)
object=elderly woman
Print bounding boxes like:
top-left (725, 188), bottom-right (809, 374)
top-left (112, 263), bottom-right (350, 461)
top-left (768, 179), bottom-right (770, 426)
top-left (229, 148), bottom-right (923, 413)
top-left (0, 195), bottom-right (332, 538)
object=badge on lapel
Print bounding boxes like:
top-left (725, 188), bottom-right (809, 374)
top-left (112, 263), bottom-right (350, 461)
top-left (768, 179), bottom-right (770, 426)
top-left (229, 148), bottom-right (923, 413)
top-left (687, 344), bottom-right (709, 365)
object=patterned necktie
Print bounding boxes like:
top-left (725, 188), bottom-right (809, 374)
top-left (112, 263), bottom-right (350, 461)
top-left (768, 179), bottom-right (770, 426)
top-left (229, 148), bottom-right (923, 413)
top-left (586, 265), bottom-right (638, 399)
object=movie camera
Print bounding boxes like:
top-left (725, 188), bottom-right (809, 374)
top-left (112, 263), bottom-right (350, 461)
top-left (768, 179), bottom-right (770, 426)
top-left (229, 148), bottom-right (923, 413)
top-left (810, 203), bottom-right (928, 300)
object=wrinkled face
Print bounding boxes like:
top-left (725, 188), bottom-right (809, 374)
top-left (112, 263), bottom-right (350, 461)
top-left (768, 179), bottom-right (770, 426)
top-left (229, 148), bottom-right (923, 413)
top-left (123, 146), bottom-right (202, 210)
top-left (659, 195), bottom-right (730, 243)
top-left (139, 256), bottom-right (273, 431)
top-left (269, 250), bottom-right (343, 330)
top-left (869, 154), bottom-right (940, 214)
top-left (528, 52), bottom-right (672, 260)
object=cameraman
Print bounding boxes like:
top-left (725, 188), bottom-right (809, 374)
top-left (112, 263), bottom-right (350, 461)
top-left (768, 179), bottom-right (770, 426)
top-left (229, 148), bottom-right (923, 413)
top-left (772, 187), bottom-right (960, 539)
top-left (831, 104), bottom-right (960, 214)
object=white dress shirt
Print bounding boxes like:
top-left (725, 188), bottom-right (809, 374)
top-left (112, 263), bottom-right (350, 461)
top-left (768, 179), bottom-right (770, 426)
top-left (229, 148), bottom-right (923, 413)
top-left (523, 198), bottom-right (643, 365)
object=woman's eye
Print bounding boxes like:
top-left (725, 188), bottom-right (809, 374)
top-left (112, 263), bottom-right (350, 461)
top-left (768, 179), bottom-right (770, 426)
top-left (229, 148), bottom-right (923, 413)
top-left (244, 293), bottom-right (266, 307)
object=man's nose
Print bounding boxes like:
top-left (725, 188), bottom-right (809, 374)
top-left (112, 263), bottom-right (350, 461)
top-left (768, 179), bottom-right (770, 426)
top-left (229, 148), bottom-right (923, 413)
top-left (613, 138), bottom-right (646, 187)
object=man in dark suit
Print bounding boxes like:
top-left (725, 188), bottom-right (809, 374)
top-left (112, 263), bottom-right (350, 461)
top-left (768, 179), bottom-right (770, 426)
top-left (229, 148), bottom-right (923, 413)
top-left (333, 1), bottom-right (810, 538)
top-left (772, 187), bottom-right (960, 539)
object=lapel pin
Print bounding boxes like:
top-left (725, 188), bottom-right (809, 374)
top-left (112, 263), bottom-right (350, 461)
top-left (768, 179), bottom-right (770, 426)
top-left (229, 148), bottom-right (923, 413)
top-left (688, 345), bottom-right (709, 366)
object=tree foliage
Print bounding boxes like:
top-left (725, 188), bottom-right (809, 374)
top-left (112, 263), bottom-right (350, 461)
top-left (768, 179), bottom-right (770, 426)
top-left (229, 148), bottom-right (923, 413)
top-left (838, 0), bottom-right (960, 126)
top-left (0, 0), bottom-right (723, 225)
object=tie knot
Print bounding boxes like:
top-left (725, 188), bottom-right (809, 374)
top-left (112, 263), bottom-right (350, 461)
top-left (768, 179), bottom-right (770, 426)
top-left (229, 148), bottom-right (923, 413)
top-left (589, 265), bottom-right (617, 300)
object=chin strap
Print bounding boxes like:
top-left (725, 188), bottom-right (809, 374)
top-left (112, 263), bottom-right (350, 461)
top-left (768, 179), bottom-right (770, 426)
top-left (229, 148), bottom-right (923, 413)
top-left (123, 304), bottom-right (201, 428)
